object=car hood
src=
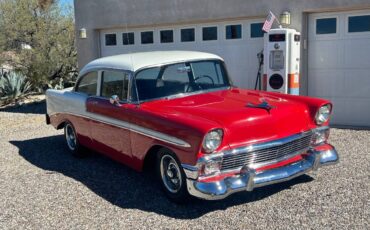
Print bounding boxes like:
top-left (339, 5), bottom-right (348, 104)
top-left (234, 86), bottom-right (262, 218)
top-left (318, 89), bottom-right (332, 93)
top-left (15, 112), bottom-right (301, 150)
top-left (142, 88), bottom-right (314, 148)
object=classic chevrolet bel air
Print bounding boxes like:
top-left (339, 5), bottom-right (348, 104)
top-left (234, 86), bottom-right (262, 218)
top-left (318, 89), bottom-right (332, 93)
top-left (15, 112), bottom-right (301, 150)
top-left (46, 51), bottom-right (338, 202)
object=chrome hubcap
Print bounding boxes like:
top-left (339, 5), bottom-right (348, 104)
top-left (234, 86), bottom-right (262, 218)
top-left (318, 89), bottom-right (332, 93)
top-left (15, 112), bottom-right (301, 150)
top-left (160, 155), bottom-right (182, 193)
top-left (65, 124), bottom-right (77, 151)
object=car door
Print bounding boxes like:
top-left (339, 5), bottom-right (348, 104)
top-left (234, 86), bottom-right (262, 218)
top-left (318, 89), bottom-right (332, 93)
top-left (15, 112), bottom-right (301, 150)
top-left (86, 70), bottom-right (133, 164)
top-left (72, 71), bottom-right (98, 147)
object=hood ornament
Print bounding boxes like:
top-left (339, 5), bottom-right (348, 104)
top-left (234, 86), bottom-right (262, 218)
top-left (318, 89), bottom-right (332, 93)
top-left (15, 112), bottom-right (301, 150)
top-left (247, 100), bottom-right (275, 113)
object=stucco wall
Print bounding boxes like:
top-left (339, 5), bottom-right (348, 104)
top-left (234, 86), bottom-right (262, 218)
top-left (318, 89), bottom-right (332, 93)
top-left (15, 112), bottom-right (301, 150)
top-left (74, 0), bottom-right (370, 94)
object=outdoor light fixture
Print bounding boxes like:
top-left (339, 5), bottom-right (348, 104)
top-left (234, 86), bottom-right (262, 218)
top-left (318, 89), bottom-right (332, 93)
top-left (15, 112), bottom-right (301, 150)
top-left (79, 28), bottom-right (87, 39)
top-left (280, 11), bottom-right (291, 26)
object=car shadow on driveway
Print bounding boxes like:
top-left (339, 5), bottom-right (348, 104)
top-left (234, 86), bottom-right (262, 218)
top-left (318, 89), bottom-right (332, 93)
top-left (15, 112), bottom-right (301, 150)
top-left (10, 135), bottom-right (314, 219)
top-left (0, 101), bottom-right (46, 114)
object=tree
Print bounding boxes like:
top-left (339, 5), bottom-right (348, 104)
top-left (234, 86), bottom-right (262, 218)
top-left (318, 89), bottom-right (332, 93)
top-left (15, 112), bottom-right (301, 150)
top-left (0, 0), bottom-right (77, 91)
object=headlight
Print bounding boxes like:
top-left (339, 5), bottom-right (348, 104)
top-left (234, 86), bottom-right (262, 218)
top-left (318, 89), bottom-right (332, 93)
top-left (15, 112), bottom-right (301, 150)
top-left (315, 104), bottom-right (332, 125)
top-left (202, 129), bottom-right (223, 153)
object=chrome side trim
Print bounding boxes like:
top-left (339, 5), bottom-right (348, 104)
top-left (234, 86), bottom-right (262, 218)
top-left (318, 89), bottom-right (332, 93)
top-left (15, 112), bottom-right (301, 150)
top-left (52, 112), bottom-right (191, 148)
top-left (185, 145), bottom-right (339, 200)
top-left (46, 89), bottom-right (191, 148)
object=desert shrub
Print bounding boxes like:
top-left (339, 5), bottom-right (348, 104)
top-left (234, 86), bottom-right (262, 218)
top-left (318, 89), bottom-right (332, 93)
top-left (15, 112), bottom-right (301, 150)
top-left (0, 0), bottom-right (77, 91)
top-left (0, 71), bottom-right (31, 102)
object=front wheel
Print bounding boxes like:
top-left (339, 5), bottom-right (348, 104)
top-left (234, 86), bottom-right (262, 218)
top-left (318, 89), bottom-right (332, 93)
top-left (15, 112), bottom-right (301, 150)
top-left (156, 148), bottom-right (190, 203)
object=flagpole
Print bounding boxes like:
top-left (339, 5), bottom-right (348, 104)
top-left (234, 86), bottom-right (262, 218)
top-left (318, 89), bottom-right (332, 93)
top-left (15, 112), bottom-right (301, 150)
top-left (274, 12), bottom-right (282, 28)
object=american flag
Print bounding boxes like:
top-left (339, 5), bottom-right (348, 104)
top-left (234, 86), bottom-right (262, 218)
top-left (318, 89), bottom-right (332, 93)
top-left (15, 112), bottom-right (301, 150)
top-left (262, 11), bottom-right (276, 32)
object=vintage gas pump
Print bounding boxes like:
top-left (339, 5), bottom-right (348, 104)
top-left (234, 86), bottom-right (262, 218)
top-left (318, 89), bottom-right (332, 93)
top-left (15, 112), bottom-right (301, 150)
top-left (262, 28), bottom-right (301, 95)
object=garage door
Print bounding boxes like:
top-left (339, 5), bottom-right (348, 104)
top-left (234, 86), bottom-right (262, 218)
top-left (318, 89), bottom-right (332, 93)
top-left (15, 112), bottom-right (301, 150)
top-left (308, 10), bottom-right (370, 127)
top-left (99, 19), bottom-right (264, 89)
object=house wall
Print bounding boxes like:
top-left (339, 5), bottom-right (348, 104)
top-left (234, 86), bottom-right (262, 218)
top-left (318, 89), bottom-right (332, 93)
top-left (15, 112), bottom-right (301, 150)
top-left (73, 0), bottom-right (370, 95)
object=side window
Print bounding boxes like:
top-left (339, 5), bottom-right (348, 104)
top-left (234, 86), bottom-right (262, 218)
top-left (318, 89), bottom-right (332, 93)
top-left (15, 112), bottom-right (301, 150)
top-left (76, 72), bottom-right (98, 96)
top-left (135, 67), bottom-right (161, 101)
top-left (101, 71), bottom-right (129, 101)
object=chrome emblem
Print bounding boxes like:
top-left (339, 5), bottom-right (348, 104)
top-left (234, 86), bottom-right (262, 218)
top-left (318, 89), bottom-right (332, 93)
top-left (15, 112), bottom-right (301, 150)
top-left (247, 100), bottom-right (275, 113)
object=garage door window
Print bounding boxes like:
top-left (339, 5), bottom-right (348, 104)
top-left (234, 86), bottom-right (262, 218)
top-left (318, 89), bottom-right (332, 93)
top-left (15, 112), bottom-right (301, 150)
top-left (122, 32), bottom-right (134, 45)
top-left (181, 28), bottom-right (195, 42)
top-left (160, 30), bottom-right (174, 43)
top-left (348, 15), bottom-right (370, 33)
top-left (105, 34), bottom-right (117, 46)
top-left (141, 31), bottom-right (154, 44)
top-left (226, 25), bottom-right (242, 39)
top-left (316, 18), bottom-right (337, 34)
top-left (250, 23), bottom-right (264, 38)
top-left (202, 27), bottom-right (218, 41)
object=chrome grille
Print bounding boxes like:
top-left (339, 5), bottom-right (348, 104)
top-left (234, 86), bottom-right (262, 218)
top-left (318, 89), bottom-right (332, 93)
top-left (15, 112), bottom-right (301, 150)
top-left (221, 133), bottom-right (312, 171)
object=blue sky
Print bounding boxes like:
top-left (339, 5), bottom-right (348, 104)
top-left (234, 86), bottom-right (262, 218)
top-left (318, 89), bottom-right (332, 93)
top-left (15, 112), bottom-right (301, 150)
top-left (59, 0), bottom-right (73, 6)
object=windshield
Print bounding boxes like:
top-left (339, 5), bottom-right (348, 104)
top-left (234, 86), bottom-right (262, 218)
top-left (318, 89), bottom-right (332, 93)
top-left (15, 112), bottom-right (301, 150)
top-left (134, 60), bottom-right (231, 101)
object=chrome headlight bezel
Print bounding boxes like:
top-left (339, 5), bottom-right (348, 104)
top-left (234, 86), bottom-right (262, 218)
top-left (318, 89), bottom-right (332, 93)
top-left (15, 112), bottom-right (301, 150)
top-left (202, 129), bottom-right (223, 153)
top-left (315, 104), bottom-right (332, 125)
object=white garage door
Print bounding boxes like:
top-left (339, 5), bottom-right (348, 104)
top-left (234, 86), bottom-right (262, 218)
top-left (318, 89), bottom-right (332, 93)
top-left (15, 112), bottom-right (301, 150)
top-left (99, 19), bottom-right (264, 89)
top-left (308, 10), bottom-right (370, 127)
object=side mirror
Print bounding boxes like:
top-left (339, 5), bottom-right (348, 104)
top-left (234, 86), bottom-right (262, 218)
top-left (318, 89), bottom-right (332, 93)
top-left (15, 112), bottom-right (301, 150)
top-left (109, 95), bottom-right (121, 106)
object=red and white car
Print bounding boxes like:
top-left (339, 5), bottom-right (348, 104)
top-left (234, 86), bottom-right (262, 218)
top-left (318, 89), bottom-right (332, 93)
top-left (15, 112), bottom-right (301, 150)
top-left (46, 51), bottom-right (338, 202)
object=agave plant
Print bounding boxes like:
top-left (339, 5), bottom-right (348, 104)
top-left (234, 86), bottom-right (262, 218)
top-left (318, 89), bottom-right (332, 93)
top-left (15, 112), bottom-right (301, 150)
top-left (0, 71), bottom-right (32, 101)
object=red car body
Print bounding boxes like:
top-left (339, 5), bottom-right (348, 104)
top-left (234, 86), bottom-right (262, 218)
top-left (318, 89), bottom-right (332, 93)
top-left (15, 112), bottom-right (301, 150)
top-left (46, 51), bottom-right (338, 201)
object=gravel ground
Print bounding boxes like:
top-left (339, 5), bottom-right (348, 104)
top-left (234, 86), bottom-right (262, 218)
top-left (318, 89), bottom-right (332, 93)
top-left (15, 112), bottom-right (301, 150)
top-left (0, 102), bottom-right (369, 230)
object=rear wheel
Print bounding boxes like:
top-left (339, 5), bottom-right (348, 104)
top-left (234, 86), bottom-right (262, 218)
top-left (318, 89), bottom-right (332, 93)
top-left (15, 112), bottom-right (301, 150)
top-left (156, 148), bottom-right (190, 203)
top-left (64, 121), bottom-right (86, 157)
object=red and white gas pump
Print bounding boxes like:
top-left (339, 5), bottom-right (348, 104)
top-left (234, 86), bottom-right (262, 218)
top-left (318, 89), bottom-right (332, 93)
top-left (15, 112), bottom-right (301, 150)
top-left (262, 28), bottom-right (301, 95)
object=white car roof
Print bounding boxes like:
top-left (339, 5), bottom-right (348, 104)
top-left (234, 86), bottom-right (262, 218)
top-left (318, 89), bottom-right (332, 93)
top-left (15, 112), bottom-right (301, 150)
top-left (79, 51), bottom-right (223, 76)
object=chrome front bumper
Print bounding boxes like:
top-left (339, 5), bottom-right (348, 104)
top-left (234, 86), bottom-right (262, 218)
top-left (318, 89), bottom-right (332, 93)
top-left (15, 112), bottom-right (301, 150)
top-left (184, 145), bottom-right (339, 200)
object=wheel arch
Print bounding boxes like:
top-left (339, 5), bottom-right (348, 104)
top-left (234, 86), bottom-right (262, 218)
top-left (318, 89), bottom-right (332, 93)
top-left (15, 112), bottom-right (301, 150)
top-left (56, 121), bottom-right (66, 130)
top-left (143, 144), bottom-right (177, 172)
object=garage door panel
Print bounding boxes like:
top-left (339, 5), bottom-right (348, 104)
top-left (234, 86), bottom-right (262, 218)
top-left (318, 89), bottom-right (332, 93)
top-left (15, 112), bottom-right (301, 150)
top-left (345, 98), bottom-right (370, 126)
top-left (308, 40), bottom-right (343, 69)
top-left (222, 44), bottom-right (248, 61)
top-left (344, 69), bottom-right (370, 98)
top-left (344, 39), bottom-right (370, 68)
top-left (329, 98), bottom-right (349, 125)
top-left (308, 69), bottom-right (345, 98)
top-left (335, 98), bottom-right (370, 126)
top-left (328, 97), bottom-right (370, 126)
top-left (309, 10), bottom-right (370, 126)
